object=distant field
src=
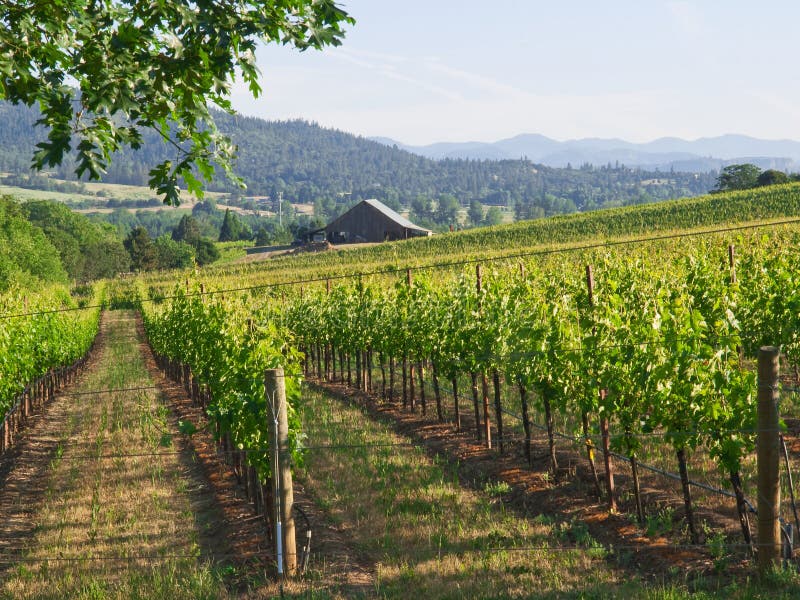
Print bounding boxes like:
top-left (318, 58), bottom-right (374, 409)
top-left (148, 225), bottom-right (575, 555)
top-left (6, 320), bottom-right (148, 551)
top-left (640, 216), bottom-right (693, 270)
top-left (0, 184), bottom-right (98, 203)
top-left (0, 180), bottom-right (228, 205)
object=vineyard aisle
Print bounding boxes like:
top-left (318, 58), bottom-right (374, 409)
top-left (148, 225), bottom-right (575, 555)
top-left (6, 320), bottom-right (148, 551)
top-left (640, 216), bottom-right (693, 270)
top-left (0, 311), bottom-right (257, 599)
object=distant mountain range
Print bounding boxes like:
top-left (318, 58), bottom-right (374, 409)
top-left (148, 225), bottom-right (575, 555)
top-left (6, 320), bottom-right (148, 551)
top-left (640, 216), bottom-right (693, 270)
top-left (0, 101), bottom-right (718, 217)
top-left (370, 133), bottom-right (800, 172)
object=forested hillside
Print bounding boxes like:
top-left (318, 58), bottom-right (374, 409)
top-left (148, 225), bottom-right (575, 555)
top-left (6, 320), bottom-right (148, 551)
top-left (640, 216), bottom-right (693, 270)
top-left (0, 102), bottom-right (715, 216)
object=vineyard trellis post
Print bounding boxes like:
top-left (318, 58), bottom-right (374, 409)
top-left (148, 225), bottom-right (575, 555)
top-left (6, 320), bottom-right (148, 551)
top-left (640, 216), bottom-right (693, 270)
top-left (265, 367), bottom-right (297, 577)
top-left (757, 346), bottom-right (781, 575)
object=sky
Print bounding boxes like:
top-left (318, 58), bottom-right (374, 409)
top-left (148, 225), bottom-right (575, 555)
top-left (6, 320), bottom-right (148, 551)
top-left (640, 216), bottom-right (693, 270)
top-left (229, 1), bottom-right (800, 146)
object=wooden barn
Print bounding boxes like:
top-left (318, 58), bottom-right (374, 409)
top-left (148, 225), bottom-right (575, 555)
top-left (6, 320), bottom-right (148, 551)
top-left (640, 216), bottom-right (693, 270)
top-left (310, 199), bottom-right (432, 243)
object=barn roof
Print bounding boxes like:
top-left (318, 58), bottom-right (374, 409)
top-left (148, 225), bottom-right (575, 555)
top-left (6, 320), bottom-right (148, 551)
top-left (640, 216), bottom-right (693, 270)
top-left (360, 199), bottom-right (430, 232)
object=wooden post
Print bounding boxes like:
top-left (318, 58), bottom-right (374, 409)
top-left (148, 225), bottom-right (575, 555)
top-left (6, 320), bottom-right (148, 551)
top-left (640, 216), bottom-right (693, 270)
top-left (265, 368), bottom-right (297, 576)
top-left (757, 346), bottom-right (781, 574)
top-left (406, 268), bottom-right (413, 287)
top-left (728, 244), bottom-right (736, 284)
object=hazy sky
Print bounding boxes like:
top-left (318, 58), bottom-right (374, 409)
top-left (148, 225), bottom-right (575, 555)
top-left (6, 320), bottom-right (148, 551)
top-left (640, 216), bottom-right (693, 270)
top-left (229, 1), bottom-right (800, 145)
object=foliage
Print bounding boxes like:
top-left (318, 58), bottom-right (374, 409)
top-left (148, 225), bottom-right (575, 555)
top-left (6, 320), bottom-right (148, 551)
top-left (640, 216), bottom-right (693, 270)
top-left (0, 284), bottom-right (101, 415)
top-left (194, 238), bottom-right (220, 266)
top-left (713, 164), bottom-right (762, 192)
top-left (171, 215), bottom-right (202, 246)
top-left (757, 169), bottom-right (789, 187)
top-left (124, 226), bottom-right (158, 272)
top-left (141, 286), bottom-right (304, 479)
top-left (218, 208), bottom-right (250, 242)
top-left (0, 196), bottom-right (67, 290)
top-left (0, 1), bottom-right (354, 205)
top-left (21, 199), bottom-right (129, 281)
top-left (153, 235), bottom-right (195, 270)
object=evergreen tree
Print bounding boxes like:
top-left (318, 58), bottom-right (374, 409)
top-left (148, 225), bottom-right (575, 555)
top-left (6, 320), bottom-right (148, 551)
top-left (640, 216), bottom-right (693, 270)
top-left (218, 208), bottom-right (239, 242)
top-left (171, 215), bottom-right (201, 245)
top-left (124, 227), bottom-right (158, 271)
top-left (468, 199), bottom-right (484, 226)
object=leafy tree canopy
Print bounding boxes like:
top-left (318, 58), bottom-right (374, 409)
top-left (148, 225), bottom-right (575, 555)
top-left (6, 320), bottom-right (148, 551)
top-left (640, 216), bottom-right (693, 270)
top-left (0, 1), bottom-right (353, 205)
top-left (757, 169), bottom-right (789, 187)
top-left (0, 196), bottom-right (67, 290)
top-left (713, 164), bottom-right (762, 192)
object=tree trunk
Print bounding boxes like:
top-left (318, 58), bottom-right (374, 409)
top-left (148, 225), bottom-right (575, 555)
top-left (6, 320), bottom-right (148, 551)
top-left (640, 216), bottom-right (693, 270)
top-left (366, 349), bottom-right (373, 392)
top-left (729, 470), bottom-right (753, 552)
top-left (402, 355), bottom-right (408, 410)
top-left (452, 377), bottom-right (461, 431)
top-left (676, 446), bottom-right (699, 544)
top-left (389, 356), bottom-right (395, 403)
top-left (418, 362), bottom-right (427, 416)
top-left (519, 382), bottom-right (531, 464)
top-left (600, 415), bottom-right (616, 512)
top-left (628, 444), bottom-right (643, 525)
top-left (355, 350), bottom-right (361, 390)
top-left (409, 362), bottom-right (416, 412)
top-left (582, 411), bottom-right (602, 498)
top-left (470, 372), bottom-right (481, 441)
top-left (493, 370), bottom-right (504, 454)
top-left (432, 364), bottom-right (443, 422)
top-left (380, 352), bottom-right (387, 400)
top-left (543, 388), bottom-right (558, 476)
top-left (481, 372), bottom-right (492, 449)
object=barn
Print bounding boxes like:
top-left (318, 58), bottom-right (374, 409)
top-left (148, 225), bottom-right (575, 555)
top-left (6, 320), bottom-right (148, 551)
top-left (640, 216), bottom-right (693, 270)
top-left (310, 199), bottom-right (432, 244)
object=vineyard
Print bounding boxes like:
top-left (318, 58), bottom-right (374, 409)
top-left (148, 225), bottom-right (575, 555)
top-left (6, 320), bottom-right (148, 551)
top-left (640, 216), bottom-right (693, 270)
top-left (135, 219), bottom-right (800, 592)
top-left (141, 181), bottom-right (800, 289)
top-left (5, 188), bottom-right (800, 596)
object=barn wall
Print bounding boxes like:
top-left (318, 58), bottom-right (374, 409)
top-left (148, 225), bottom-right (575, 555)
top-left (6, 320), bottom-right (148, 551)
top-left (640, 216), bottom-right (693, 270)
top-left (325, 203), bottom-right (408, 243)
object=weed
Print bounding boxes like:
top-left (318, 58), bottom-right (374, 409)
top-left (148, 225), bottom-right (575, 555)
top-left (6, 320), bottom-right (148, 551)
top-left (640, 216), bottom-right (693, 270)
top-left (483, 480), bottom-right (512, 497)
top-left (645, 506), bottom-right (676, 538)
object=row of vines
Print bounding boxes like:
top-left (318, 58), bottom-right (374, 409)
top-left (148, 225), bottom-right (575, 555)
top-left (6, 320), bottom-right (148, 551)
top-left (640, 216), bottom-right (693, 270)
top-left (138, 228), bottom-right (800, 549)
top-left (0, 284), bottom-right (101, 418)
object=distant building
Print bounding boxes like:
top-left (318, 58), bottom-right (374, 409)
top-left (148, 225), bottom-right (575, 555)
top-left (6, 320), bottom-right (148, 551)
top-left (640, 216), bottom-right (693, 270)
top-left (309, 199), bottom-right (432, 244)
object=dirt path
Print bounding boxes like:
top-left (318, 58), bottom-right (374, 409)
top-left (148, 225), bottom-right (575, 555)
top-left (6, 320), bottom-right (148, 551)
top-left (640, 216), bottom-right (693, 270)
top-left (0, 311), bottom-right (374, 599)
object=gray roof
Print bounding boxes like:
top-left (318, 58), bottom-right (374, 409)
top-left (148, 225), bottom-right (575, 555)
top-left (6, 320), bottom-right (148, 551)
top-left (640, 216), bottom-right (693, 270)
top-left (361, 199), bottom-right (430, 232)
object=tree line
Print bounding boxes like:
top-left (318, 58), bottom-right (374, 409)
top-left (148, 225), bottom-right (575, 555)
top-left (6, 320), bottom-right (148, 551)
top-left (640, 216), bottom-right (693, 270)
top-left (712, 163), bottom-right (800, 193)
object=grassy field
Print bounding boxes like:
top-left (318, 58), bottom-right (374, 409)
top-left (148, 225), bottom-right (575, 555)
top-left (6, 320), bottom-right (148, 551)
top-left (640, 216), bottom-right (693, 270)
top-left (0, 181), bottom-right (228, 205)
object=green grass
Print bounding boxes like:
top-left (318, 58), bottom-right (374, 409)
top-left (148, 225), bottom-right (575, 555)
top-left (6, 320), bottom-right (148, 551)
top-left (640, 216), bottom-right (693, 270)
top-left (292, 386), bottom-right (800, 598)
